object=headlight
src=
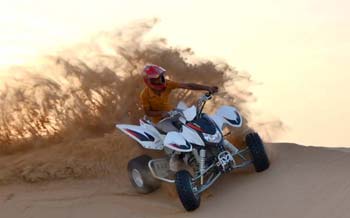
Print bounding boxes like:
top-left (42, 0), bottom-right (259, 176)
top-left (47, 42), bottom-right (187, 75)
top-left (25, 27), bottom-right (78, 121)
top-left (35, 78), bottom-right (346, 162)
top-left (203, 130), bottom-right (222, 143)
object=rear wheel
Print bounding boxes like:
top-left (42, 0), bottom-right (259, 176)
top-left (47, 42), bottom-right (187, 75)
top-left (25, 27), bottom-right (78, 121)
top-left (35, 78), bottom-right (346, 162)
top-left (175, 170), bottom-right (201, 211)
top-left (127, 155), bottom-right (161, 194)
top-left (246, 132), bottom-right (270, 172)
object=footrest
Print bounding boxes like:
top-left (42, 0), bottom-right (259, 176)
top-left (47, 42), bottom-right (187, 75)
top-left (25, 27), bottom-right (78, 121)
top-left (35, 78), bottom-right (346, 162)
top-left (148, 158), bottom-right (175, 183)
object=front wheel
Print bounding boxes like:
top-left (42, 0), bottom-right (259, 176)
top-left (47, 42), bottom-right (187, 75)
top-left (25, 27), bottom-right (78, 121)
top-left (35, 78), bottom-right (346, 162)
top-left (246, 132), bottom-right (270, 172)
top-left (127, 155), bottom-right (161, 194)
top-left (175, 170), bottom-right (201, 211)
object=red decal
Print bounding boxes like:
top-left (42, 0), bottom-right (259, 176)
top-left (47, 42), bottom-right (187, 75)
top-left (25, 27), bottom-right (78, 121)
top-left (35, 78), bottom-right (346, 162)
top-left (186, 123), bottom-right (203, 132)
top-left (169, 143), bottom-right (181, 149)
top-left (125, 129), bottom-right (139, 138)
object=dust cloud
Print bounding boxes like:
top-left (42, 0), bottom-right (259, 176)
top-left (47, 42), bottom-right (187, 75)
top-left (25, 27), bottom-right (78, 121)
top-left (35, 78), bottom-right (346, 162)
top-left (0, 20), bottom-right (282, 184)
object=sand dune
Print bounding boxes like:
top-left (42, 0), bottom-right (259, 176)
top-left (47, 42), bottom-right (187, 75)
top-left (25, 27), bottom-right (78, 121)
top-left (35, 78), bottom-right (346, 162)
top-left (0, 22), bottom-right (346, 218)
top-left (1, 142), bottom-right (350, 218)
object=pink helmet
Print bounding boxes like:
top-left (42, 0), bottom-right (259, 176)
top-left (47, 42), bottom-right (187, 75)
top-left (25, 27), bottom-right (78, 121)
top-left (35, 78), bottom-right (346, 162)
top-left (142, 64), bottom-right (167, 91)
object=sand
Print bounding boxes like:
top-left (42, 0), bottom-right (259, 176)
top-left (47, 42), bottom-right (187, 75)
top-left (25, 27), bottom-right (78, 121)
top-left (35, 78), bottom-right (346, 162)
top-left (1, 143), bottom-right (350, 218)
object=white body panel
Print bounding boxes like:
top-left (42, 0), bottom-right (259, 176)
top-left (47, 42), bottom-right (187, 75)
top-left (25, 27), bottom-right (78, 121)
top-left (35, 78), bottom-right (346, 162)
top-left (164, 132), bottom-right (192, 152)
top-left (210, 106), bottom-right (243, 130)
top-left (181, 125), bottom-right (205, 147)
top-left (176, 101), bottom-right (189, 110)
top-left (116, 123), bottom-right (164, 150)
top-left (182, 105), bottom-right (197, 121)
top-left (116, 104), bottom-right (242, 153)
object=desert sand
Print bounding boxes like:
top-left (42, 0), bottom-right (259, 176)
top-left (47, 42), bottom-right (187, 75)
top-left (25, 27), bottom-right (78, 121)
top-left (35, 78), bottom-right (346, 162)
top-left (1, 142), bottom-right (350, 218)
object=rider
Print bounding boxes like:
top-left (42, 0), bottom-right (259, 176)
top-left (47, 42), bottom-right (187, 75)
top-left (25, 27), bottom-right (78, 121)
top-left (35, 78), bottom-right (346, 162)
top-left (140, 64), bottom-right (218, 132)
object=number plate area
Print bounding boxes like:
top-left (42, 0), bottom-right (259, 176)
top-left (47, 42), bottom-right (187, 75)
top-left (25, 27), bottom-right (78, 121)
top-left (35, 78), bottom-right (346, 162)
top-left (216, 151), bottom-right (234, 171)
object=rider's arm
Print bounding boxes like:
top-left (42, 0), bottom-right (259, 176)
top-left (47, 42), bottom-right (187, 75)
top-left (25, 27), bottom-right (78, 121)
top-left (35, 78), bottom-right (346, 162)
top-left (177, 82), bottom-right (218, 93)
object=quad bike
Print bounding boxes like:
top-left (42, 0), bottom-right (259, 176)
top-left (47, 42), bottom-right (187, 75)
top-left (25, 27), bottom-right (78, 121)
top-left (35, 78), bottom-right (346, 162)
top-left (116, 92), bottom-right (269, 211)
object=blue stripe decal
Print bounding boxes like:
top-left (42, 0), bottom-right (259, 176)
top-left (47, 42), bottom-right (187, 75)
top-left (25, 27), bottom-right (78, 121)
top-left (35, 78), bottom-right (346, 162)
top-left (224, 111), bottom-right (241, 125)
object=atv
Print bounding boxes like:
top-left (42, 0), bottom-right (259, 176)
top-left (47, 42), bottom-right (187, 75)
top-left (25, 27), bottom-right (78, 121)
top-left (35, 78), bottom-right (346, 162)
top-left (116, 92), bottom-right (269, 211)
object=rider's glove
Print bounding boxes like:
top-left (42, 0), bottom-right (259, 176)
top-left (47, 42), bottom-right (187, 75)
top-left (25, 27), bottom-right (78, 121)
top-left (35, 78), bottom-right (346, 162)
top-left (207, 86), bottom-right (219, 94)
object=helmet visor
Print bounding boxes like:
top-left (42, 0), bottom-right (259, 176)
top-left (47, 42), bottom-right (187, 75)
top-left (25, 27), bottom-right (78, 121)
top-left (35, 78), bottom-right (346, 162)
top-left (149, 74), bottom-right (165, 85)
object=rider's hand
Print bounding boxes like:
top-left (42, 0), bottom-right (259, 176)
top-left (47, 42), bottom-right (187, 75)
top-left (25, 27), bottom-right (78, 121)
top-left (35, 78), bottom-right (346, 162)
top-left (207, 86), bottom-right (218, 94)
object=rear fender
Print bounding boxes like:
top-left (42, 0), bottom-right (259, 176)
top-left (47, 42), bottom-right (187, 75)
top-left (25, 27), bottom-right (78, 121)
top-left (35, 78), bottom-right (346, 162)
top-left (210, 106), bottom-right (243, 130)
top-left (116, 124), bottom-right (163, 150)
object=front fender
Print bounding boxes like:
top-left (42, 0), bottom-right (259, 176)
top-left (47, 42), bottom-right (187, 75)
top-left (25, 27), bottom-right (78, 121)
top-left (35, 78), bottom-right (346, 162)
top-left (164, 132), bottom-right (193, 152)
top-left (210, 106), bottom-right (243, 130)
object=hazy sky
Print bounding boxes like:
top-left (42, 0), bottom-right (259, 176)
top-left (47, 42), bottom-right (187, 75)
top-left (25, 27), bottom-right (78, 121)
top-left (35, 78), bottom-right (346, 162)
top-left (1, 0), bottom-right (349, 146)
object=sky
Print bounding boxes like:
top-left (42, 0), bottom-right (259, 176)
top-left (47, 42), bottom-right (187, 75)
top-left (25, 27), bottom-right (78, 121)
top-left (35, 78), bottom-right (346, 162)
top-left (1, 0), bottom-right (349, 146)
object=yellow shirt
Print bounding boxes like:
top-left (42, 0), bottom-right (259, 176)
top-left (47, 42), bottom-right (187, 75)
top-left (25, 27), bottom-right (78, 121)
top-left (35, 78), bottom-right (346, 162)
top-left (140, 80), bottom-right (180, 123)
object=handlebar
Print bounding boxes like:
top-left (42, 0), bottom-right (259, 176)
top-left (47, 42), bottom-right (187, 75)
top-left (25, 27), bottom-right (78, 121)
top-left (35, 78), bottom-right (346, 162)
top-left (196, 92), bottom-right (215, 118)
top-left (206, 91), bottom-right (212, 96)
top-left (200, 92), bottom-right (213, 103)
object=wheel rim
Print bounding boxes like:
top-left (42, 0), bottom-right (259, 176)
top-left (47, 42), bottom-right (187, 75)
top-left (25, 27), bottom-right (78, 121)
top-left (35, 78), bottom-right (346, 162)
top-left (131, 169), bottom-right (144, 187)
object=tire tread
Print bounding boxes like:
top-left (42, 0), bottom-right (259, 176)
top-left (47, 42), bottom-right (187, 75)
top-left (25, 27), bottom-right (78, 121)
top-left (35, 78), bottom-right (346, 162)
top-left (246, 132), bottom-right (270, 172)
top-left (175, 170), bottom-right (200, 211)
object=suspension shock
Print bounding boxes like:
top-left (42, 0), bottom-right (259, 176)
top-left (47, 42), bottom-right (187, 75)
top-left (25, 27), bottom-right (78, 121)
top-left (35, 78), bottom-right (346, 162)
top-left (223, 139), bottom-right (239, 154)
top-left (199, 149), bottom-right (206, 185)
